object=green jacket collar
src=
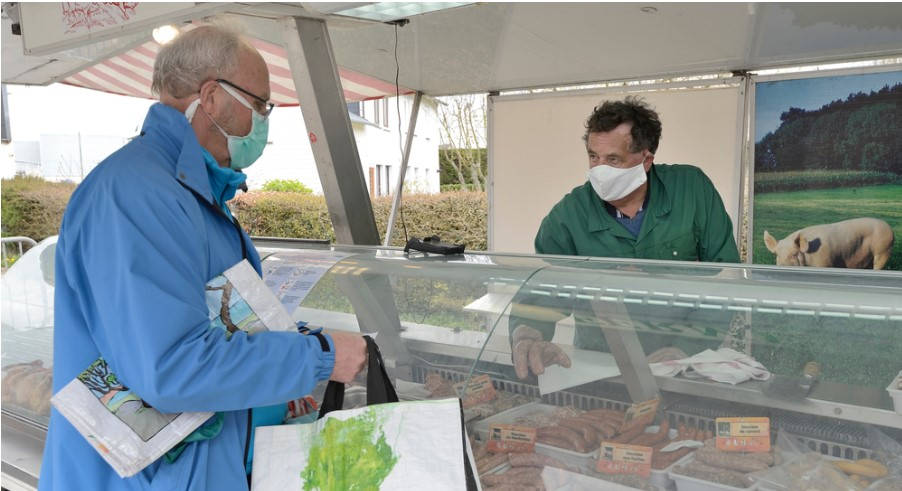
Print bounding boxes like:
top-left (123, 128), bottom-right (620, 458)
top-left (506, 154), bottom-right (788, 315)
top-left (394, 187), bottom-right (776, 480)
top-left (586, 165), bottom-right (672, 235)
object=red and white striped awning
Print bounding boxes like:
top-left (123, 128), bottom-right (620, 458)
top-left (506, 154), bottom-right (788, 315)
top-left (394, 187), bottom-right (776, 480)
top-left (61, 36), bottom-right (411, 105)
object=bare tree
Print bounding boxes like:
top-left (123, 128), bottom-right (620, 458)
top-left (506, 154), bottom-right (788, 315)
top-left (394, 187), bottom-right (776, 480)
top-left (438, 94), bottom-right (487, 191)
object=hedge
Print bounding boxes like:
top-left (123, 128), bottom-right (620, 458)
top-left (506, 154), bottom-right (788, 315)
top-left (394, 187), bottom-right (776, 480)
top-left (232, 190), bottom-right (488, 250)
top-left (1, 176), bottom-right (75, 242)
top-left (1, 176), bottom-right (488, 251)
top-left (754, 170), bottom-right (901, 194)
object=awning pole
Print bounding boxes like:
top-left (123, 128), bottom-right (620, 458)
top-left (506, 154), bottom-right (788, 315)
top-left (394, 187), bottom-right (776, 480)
top-left (384, 91), bottom-right (422, 246)
top-left (280, 16), bottom-right (380, 245)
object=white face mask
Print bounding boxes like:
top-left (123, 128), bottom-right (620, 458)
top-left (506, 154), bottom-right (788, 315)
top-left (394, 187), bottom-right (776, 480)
top-left (587, 159), bottom-right (647, 202)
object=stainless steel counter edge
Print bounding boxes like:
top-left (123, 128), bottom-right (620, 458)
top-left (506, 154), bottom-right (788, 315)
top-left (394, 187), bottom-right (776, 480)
top-left (2, 410), bottom-right (46, 491)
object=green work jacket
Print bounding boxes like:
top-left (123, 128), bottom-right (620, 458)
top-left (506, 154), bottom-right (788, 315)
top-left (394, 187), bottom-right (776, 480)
top-left (511, 164), bottom-right (740, 356)
top-left (534, 164), bottom-right (739, 262)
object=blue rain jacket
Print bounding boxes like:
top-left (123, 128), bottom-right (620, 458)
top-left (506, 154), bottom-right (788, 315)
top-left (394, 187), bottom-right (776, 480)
top-left (39, 103), bottom-right (335, 490)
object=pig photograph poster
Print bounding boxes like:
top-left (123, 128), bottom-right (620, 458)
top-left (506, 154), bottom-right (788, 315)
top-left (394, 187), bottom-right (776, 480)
top-left (752, 69), bottom-right (902, 270)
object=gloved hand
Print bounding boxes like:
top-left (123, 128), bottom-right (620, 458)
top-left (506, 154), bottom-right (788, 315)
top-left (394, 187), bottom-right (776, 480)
top-left (511, 325), bottom-right (571, 379)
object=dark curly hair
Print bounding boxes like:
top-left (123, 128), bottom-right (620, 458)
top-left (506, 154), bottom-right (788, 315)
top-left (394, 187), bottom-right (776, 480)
top-left (583, 96), bottom-right (662, 154)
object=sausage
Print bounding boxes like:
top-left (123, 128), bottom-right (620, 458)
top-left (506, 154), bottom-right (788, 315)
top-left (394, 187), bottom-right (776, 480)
top-left (528, 341), bottom-right (547, 375)
top-left (612, 424), bottom-right (648, 444)
top-left (676, 423), bottom-right (689, 440)
top-left (481, 467), bottom-right (543, 486)
top-left (573, 416), bottom-right (617, 439)
top-left (513, 340), bottom-right (534, 379)
top-left (485, 485), bottom-right (544, 491)
top-left (584, 408), bottom-right (626, 420)
top-left (628, 420), bottom-right (670, 447)
top-left (548, 343), bottom-right (571, 368)
top-left (685, 427), bottom-right (699, 441)
top-left (695, 447), bottom-right (770, 473)
top-left (508, 452), bottom-right (571, 470)
top-left (473, 442), bottom-right (489, 461)
top-left (652, 447), bottom-right (693, 470)
top-left (537, 426), bottom-right (591, 452)
top-left (558, 418), bottom-right (600, 445)
top-left (675, 460), bottom-right (754, 488)
top-left (537, 434), bottom-right (574, 450)
top-left (546, 348), bottom-right (570, 368)
top-left (477, 452), bottom-right (510, 475)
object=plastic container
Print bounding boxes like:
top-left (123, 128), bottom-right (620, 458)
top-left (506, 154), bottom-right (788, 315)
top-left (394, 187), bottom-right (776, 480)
top-left (649, 457), bottom-right (681, 490)
top-left (887, 370), bottom-right (902, 414)
top-left (472, 402), bottom-right (598, 469)
top-left (541, 465), bottom-right (664, 491)
top-left (668, 454), bottom-right (756, 491)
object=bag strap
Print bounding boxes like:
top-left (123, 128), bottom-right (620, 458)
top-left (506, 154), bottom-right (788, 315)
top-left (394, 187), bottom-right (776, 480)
top-left (318, 335), bottom-right (398, 419)
top-left (365, 335), bottom-right (399, 406)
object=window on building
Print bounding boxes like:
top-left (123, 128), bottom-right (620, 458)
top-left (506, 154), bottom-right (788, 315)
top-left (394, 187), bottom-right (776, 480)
top-left (347, 101), bottom-right (360, 116)
top-left (384, 165), bottom-right (391, 195)
top-left (372, 99), bottom-right (381, 126)
top-left (375, 164), bottom-right (382, 196)
top-left (381, 98), bottom-right (390, 127)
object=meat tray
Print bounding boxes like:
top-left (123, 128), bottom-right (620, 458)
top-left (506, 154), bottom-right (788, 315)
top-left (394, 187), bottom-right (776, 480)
top-left (472, 402), bottom-right (599, 469)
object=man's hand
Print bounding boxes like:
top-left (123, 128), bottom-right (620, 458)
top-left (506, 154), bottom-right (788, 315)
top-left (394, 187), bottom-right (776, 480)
top-left (511, 325), bottom-right (571, 379)
top-left (329, 331), bottom-right (367, 383)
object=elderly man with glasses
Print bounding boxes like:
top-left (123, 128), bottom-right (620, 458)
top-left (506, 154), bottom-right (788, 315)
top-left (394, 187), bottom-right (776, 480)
top-left (40, 24), bottom-right (367, 490)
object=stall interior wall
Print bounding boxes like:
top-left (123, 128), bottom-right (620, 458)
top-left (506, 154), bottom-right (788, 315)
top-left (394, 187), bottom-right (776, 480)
top-left (489, 85), bottom-right (743, 254)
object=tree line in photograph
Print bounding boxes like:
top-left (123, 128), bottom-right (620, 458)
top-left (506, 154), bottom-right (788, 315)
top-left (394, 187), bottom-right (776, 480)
top-left (755, 83), bottom-right (902, 180)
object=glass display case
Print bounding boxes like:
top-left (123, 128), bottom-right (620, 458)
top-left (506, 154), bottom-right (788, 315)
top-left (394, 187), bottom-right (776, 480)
top-left (4, 240), bottom-right (901, 490)
top-left (262, 244), bottom-right (902, 490)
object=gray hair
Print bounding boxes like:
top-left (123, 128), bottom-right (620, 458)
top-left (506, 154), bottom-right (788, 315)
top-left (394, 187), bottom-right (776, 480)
top-left (151, 23), bottom-right (246, 99)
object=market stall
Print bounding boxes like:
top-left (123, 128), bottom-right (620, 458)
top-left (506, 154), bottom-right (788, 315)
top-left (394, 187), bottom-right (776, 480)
top-left (9, 240), bottom-right (901, 489)
top-left (3, 2), bottom-right (902, 490)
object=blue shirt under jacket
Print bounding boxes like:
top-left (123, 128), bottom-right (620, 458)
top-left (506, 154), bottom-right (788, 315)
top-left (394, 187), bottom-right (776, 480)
top-left (39, 103), bottom-right (335, 491)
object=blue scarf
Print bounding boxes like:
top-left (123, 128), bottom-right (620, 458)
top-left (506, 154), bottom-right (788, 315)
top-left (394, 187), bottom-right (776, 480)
top-left (202, 149), bottom-right (247, 218)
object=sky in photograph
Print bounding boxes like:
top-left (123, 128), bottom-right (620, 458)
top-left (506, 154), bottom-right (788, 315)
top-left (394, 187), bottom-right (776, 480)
top-left (755, 70), bottom-right (902, 142)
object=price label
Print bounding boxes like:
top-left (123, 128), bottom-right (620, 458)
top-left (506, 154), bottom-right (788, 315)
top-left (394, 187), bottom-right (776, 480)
top-left (597, 442), bottom-right (653, 477)
top-left (620, 398), bottom-right (659, 432)
top-left (486, 424), bottom-right (537, 453)
top-left (715, 417), bottom-right (770, 452)
top-left (454, 374), bottom-right (498, 409)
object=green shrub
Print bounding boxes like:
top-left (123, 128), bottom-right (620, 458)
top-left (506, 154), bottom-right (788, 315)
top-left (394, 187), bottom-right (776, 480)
top-left (0, 174), bottom-right (489, 251)
top-left (232, 191), bottom-right (488, 250)
top-left (440, 183), bottom-right (480, 192)
top-left (231, 192), bottom-right (335, 240)
top-left (1, 176), bottom-right (75, 241)
top-left (1, 253), bottom-right (20, 269)
top-left (754, 170), bottom-right (900, 194)
top-left (261, 179), bottom-right (313, 194)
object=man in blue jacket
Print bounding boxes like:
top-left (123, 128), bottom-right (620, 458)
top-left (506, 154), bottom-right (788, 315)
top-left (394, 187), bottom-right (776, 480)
top-left (40, 24), bottom-right (367, 490)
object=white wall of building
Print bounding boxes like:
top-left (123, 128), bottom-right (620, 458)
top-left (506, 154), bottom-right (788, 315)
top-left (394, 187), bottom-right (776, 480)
top-left (348, 95), bottom-right (441, 197)
top-left (3, 85), bottom-right (441, 197)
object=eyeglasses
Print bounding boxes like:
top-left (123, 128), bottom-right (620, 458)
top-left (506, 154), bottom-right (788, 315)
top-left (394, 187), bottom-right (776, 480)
top-left (215, 79), bottom-right (274, 117)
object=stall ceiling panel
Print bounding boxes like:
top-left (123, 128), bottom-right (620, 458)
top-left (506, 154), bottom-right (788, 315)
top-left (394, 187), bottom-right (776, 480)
top-left (325, 3), bottom-right (902, 95)
top-left (4, 3), bottom-right (902, 96)
top-left (2, 12), bottom-right (410, 104)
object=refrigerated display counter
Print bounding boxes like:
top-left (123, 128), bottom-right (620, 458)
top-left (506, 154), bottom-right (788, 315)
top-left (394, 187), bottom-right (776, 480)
top-left (3, 241), bottom-right (901, 490)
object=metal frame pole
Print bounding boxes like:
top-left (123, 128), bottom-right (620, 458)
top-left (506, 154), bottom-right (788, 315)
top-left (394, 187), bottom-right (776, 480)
top-left (1, 84), bottom-right (10, 143)
top-left (280, 16), bottom-right (380, 245)
top-left (590, 298), bottom-right (661, 403)
top-left (384, 91), bottom-right (422, 246)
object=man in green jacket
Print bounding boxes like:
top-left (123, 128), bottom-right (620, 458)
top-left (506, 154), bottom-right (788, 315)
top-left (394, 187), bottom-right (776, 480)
top-left (511, 97), bottom-right (740, 379)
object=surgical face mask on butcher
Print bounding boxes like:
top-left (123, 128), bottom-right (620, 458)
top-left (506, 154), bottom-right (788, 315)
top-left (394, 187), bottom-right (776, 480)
top-left (587, 158), bottom-right (647, 201)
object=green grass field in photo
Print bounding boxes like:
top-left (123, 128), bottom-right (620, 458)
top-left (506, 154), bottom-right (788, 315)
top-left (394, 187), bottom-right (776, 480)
top-left (752, 184), bottom-right (902, 271)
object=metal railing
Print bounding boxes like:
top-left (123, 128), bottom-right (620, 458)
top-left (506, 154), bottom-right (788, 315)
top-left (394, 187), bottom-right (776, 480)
top-left (1, 236), bottom-right (37, 269)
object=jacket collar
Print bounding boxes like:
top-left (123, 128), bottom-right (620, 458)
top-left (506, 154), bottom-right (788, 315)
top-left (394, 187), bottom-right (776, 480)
top-left (140, 103), bottom-right (216, 207)
top-left (586, 165), bottom-right (672, 235)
